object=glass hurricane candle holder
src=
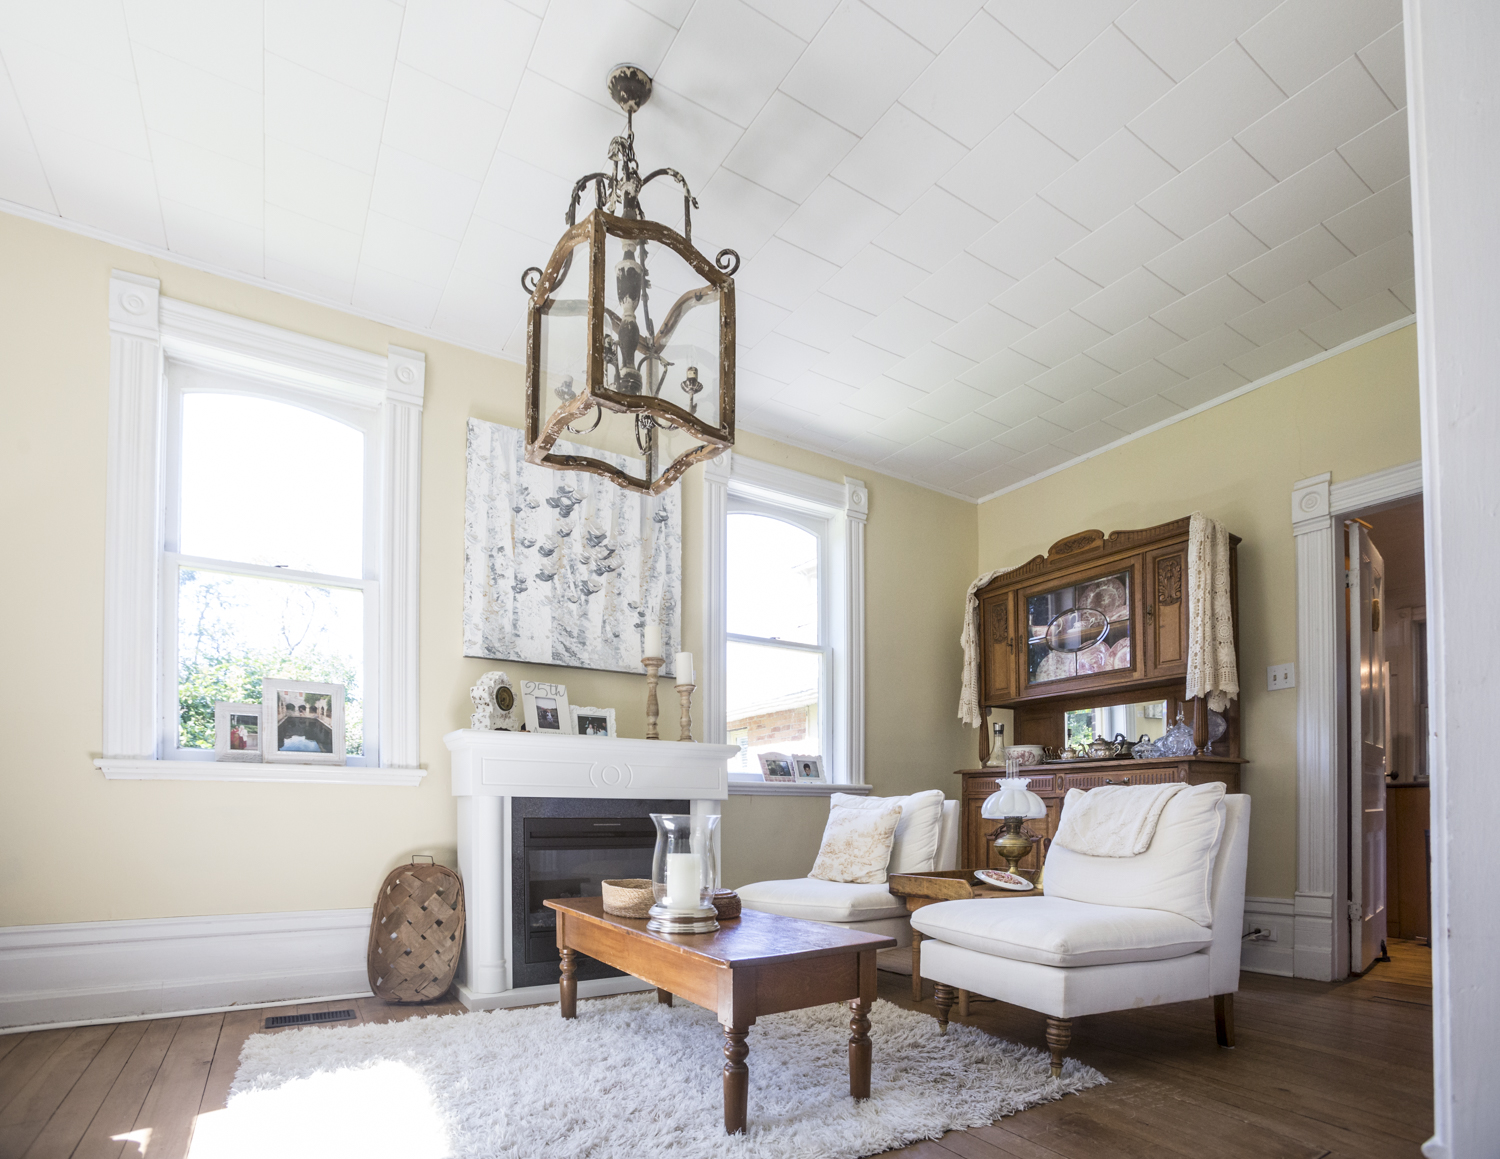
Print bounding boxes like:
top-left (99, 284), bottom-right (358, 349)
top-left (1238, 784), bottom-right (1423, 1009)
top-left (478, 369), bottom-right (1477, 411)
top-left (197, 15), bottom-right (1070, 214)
top-left (647, 813), bottom-right (720, 934)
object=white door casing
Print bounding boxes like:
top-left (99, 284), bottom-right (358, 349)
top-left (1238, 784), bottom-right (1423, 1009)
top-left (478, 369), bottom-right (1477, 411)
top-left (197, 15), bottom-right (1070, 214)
top-left (1291, 460), bottom-right (1420, 982)
top-left (1346, 522), bottom-right (1389, 974)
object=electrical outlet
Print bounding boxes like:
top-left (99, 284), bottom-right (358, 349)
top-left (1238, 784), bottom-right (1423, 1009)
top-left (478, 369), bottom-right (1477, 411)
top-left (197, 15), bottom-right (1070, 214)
top-left (1243, 924), bottom-right (1278, 943)
top-left (1267, 663), bottom-right (1296, 691)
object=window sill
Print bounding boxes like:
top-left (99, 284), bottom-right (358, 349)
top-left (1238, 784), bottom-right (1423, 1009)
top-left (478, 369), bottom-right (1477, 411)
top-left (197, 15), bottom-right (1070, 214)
top-left (727, 781), bottom-right (870, 797)
top-left (94, 759), bottom-right (426, 787)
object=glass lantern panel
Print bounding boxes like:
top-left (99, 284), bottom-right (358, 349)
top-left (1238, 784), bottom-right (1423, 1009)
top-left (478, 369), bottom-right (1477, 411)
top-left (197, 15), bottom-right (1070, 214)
top-left (1025, 569), bottom-right (1133, 685)
top-left (536, 234), bottom-right (592, 441)
top-left (602, 230), bottom-right (722, 429)
top-left (533, 223), bottom-right (726, 491)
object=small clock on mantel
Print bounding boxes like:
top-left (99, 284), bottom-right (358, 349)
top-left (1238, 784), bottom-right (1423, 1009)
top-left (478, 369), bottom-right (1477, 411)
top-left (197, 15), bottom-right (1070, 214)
top-left (470, 671), bottom-right (520, 731)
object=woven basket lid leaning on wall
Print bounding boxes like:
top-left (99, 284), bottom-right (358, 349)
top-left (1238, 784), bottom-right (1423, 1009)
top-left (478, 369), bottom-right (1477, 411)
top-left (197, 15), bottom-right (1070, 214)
top-left (367, 856), bottom-right (466, 1003)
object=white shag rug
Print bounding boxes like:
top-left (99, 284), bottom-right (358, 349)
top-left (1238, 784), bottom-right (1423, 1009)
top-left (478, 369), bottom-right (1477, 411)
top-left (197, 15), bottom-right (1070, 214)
top-left (200, 994), bottom-right (1105, 1159)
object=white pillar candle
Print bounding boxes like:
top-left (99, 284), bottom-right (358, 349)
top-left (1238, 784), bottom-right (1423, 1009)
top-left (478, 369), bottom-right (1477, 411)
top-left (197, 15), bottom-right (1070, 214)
top-left (644, 622), bottom-right (662, 658)
top-left (665, 852), bottom-right (702, 910)
top-left (675, 651), bottom-right (694, 685)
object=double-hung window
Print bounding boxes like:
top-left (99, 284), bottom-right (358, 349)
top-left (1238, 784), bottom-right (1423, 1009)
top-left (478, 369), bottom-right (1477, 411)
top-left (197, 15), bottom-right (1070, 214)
top-left (163, 369), bottom-right (376, 762)
top-left (98, 271), bottom-right (424, 782)
top-left (704, 454), bottom-right (867, 786)
top-left (725, 497), bottom-right (830, 770)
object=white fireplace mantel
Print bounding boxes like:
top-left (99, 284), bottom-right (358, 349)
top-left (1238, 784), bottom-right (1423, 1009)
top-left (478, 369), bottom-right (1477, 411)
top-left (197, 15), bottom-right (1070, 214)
top-left (445, 729), bottom-right (737, 1011)
top-left (445, 728), bottom-right (734, 801)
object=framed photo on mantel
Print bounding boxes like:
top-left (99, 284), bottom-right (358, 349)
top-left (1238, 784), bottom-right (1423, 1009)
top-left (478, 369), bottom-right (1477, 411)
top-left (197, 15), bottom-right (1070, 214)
top-left (522, 681), bottom-right (573, 735)
top-left (571, 705), bottom-right (616, 737)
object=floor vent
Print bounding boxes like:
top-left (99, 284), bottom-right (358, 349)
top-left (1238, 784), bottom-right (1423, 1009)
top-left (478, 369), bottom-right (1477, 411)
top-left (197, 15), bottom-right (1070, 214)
top-left (264, 1009), bottom-right (357, 1029)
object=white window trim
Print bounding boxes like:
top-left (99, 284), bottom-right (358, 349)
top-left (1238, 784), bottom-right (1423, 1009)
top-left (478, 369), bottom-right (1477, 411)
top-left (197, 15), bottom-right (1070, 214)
top-left (96, 271), bottom-right (425, 786)
top-left (702, 451), bottom-right (867, 792)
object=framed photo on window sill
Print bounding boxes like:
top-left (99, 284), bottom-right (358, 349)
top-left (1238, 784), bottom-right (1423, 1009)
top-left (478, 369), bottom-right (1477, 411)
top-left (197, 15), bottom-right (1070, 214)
top-left (758, 752), bottom-right (795, 781)
top-left (790, 755), bottom-right (826, 783)
top-left (262, 679), bottom-right (346, 765)
top-left (214, 701), bottom-right (262, 763)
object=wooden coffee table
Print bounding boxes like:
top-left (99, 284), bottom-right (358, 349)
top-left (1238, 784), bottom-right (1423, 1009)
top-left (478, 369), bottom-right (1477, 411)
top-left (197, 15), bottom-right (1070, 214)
top-left (545, 896), bottom-right (897, 1135)
top-left (887, 869), bottom-right (1041, 1004)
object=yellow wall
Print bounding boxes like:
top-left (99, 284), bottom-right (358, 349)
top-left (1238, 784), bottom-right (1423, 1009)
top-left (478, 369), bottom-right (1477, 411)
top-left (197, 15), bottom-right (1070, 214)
top-left (0, 212), bottom-right (976, 925)
top-left (0, 206), bottom-right (1420, 922)
top-left (975, 324), bottom-right (1421, 899)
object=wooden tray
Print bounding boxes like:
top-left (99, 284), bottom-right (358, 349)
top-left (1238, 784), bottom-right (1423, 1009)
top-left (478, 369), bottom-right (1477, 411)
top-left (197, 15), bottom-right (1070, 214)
top-left (887, 868), bottom-right (1041, 901)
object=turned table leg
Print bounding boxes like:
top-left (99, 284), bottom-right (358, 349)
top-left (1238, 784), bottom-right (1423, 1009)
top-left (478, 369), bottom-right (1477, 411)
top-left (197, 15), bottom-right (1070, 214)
top-left (849, 998), bottom-right (872, 1099)
top-left (911, 929), bottom-right (924, 1001)
top-left (1215, 993), bottom-right (1235, 1047)
top-left (558, 947), bottom-right (577, 1019)
top-left (1046, 1016), bottom-right (1071, 1078)
top-left (657, 987), bottom-right (674, 1007)
top-left (959, 988), bottom-right (970, 1018)
top-left (934, 983), bottom-right (955, 1034)
top-left (722, 1025), bottom-right (749, 1134)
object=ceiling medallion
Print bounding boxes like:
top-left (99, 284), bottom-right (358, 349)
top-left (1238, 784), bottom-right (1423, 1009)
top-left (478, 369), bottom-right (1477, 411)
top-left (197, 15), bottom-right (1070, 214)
top-left (520, 64), bottom-right (739, 495)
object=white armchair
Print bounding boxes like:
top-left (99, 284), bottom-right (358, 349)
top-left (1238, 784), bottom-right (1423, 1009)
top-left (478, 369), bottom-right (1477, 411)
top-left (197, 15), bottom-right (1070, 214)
top-left (914, 789), bottom-right (1250, 1077)
top-left (737, 795), bottom-right (960, 972)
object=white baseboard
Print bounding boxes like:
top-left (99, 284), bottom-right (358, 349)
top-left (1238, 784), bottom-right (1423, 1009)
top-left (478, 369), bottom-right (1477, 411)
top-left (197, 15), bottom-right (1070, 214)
top-left (1241, 896), bottom-right (1296, 976)
top-left (0, 909), bottom-right (372, 1031)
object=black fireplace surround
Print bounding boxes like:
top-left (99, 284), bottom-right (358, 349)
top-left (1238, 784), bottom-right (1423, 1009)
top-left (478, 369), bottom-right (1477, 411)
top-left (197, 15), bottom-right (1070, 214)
top-left (510, 796), bottom-right (688, 990)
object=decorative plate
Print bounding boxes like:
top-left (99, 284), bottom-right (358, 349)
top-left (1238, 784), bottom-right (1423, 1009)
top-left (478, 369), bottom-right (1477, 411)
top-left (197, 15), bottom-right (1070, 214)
top-left (975, 869), bottom-right (1034, 891)
top-left (1033, 650), bottom-right (1075, 683)
top-left (1078, 576), bottom-right (1128, 621)
top-left (1076, 641), bottom-right (1112, 674)
top-left (1109, 638), bottom-right (1132, 670)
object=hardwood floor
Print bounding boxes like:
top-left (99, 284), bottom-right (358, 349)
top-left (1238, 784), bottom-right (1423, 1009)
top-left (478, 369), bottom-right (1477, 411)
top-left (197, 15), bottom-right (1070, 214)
top-left (0, 943), bottom-right (1431, 1159)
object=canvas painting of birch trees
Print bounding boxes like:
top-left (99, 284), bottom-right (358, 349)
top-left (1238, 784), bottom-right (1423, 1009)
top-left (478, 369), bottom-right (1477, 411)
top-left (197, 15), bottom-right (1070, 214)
top-left (463, 419), bottom-right (682, 676)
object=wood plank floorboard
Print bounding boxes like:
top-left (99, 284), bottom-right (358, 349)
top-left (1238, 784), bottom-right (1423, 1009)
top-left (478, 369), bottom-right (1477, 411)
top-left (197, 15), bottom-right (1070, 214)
top-left (0, 1034), bottom-right (71, 1120)
top-left (20, 1024), bottom-right (148, 1159)
top-left (122, 1015), bottom-right (219, 1159)
top-left (196, 1012), bottom-right (263, 1118)
top-left (0, 1027), bottom-right (117, 1158)
top-left (68, 1017), bottom-right (181, 1159)
top-left (0, 945), bottom-right (1431, 1159)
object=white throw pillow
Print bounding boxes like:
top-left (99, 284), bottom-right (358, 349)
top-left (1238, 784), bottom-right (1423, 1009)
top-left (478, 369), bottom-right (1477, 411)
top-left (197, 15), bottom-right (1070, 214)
top-left (1042, 781), bottom-right (1227, 926)
top-left (809, 802), bottom-right (904, 884)
top-left (830, 789), bottom-right (946, 874)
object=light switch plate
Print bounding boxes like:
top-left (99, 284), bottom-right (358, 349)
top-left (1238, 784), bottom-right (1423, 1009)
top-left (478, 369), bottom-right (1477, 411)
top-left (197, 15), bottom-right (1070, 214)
top-left (1267, 663), bottom-right (1296, 690)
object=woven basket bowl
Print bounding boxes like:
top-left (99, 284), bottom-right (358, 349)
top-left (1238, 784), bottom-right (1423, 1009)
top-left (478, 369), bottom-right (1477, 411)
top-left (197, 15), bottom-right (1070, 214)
top-left (602, 878), bottom-right (656, 918)
top-left (712, 889), bottom-right (742, 920)
top-left (367, 860), bottom-right (465, 1004)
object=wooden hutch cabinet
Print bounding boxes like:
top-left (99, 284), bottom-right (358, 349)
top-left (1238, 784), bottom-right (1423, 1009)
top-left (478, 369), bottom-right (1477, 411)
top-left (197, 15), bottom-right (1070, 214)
top-left (960, 518), bottom-right (1245, 874)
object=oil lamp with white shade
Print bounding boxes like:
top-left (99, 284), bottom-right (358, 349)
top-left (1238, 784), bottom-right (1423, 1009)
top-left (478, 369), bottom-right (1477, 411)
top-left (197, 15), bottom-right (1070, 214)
top-left (981, 767), bottom-right (1049, 875)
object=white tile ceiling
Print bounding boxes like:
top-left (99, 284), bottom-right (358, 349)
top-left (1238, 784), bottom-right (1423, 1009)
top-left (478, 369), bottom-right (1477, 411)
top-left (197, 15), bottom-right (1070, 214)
top-left (0, 0), bottom-right (1414, 500)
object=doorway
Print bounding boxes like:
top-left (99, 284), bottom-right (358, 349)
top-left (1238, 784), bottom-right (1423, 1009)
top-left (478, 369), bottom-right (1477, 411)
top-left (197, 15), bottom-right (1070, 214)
top-left (1350, 499), bottom-right (1430, 968)
top-left (1290, 462), bottom-right (1423, 982)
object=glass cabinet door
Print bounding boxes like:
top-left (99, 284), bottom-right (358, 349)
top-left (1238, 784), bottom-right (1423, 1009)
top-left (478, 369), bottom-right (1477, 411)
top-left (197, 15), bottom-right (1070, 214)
top-left (1025, 568), bottom-right (1135, 687)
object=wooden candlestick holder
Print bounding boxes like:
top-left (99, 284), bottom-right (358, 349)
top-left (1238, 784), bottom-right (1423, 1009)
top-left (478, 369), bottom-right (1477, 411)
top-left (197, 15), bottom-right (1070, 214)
top-left (643, 655), bottom-right (664, 740)
top-left (676, 682), bottom-right (696, 742)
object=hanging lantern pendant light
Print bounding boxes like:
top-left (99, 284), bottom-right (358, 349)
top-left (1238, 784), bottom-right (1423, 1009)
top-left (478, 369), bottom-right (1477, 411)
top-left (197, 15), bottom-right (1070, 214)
top-left (520, 64), bottom-right (738, 495)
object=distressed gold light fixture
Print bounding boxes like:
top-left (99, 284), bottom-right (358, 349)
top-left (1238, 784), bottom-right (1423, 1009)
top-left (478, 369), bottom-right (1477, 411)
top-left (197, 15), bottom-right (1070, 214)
top-left (520, 64), bottom-right (738, 495)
